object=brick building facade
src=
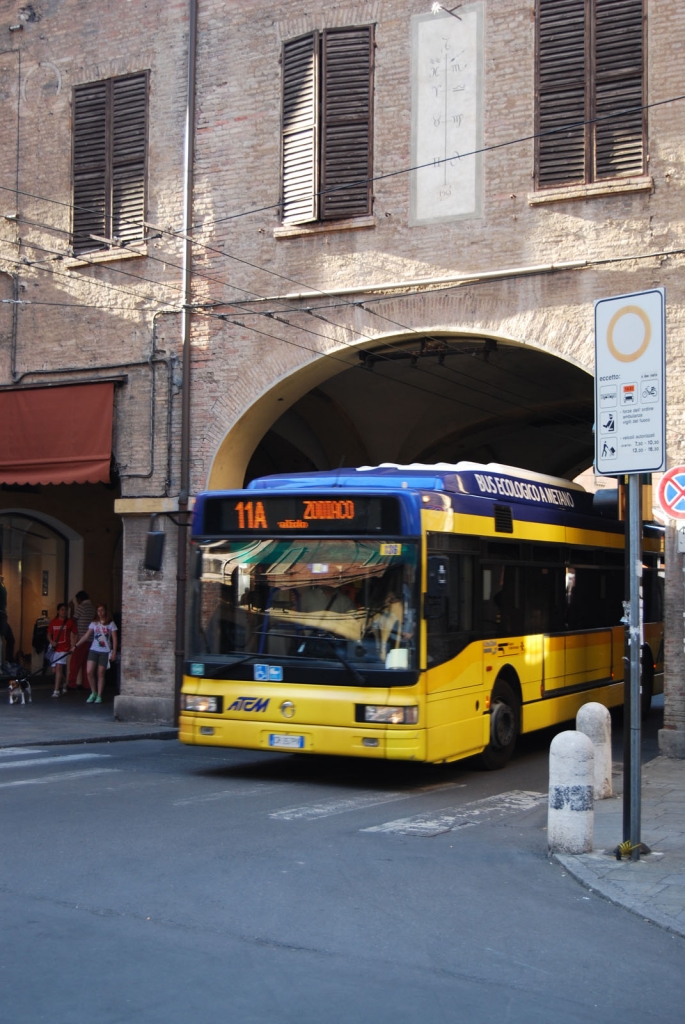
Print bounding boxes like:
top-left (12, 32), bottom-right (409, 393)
top-left (1, 0), bottom-right (684, 755)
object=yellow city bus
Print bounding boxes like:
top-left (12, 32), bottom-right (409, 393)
top-left (179, 463), bottom-right (663, 768)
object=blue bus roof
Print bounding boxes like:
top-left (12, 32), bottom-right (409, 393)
top-left (192, 464), bottom-right (663, 539)
top-left (245, 462), bottom-right (590, 511)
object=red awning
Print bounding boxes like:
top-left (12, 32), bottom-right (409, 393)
top-left (0, 381), bottom-right (114, 485)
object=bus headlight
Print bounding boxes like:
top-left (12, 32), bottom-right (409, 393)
top-left (361, 705), bottom-right (418, 725)
top-left (181, 694), bottom-right (220, 713)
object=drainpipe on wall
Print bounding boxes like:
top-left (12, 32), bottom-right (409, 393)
top-left (175, 0), bottom-right (198, 721)
top-left (0, 272), bottom-right (19, 380)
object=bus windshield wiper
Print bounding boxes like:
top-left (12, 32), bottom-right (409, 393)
top-left (203, 654), bottom-right (262, 678)
top-left (294, 631), bottom-right (367, 685)
top-left (201, 651), bottom-right (308, 678)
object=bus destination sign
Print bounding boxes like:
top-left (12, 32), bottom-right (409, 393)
top-left (201, 495), bottom-right (401, 535)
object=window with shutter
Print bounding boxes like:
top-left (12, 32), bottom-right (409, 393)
top-left (72, 72), bottom-right (148, 254)
top-left (536, 0), bottom-right (645, 189)
top-left (281, 27), bottom-right (373, 225)
top-left (282, 34), bottom-right (319, 225)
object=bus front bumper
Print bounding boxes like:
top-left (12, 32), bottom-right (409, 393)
top-left (179, 713), bottom-right (426, 761)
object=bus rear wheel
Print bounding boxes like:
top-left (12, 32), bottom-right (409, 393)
top-left (479, 678), bottom-right (520, 771)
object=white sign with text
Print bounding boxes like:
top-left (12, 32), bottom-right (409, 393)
top-left (594, 288), bottom-right (665, 475)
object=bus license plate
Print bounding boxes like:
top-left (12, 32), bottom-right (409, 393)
top-left (269, 734), bottom-right (305, 750)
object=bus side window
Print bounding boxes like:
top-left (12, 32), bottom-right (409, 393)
top-left (644, 567), bottom-right (663, 624)
top-left (481, 562), bottom-right (504, 634)
top-left (524, 566), bottom-right (565, 633)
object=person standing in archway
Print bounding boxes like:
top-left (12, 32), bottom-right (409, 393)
top-left (67, 590), bottom-right (95, 689)
top-left (48, 603), bottom-right (77, 697)
top-left (74, 603), bottom-right (118, 704)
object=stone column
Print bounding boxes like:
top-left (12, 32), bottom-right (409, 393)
top-left (113, 507), bottom-right (178, 724)
top-left (660, 520), bottom-right (685, 758)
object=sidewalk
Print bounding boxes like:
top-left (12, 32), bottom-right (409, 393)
top-left (556, 755), bottom-right (685, 939)
top-left (0, 677), bottom-right (177, 748)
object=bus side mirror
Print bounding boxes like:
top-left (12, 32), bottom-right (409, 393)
top-left (427, 556), bottom-right (449, 597)
top-left (425, 555), bottom-right (449, 619)
top-left (144, 517), bottom-right (165, 572)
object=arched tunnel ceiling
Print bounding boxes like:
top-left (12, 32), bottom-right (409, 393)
top-left (245, 337), bottom-right (594, 484)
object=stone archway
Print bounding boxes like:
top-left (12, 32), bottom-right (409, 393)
top-left (207, 330), bottom-right (594, 489)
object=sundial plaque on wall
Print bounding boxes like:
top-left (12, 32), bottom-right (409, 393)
top-left (410, 4), bottom-right (483, 226)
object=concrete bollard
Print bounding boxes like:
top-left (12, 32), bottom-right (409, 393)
top-left (548, 731), bottom-right (594, 854)
top-left (576, 702), bottom-right (612, 800)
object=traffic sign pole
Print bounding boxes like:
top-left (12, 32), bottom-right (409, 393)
top-left (627, 474), bottom-right (643, 860)
top-left (595, 289), bottom-right (665, 861)
top-left (622, 477), bottom-right (631, 845)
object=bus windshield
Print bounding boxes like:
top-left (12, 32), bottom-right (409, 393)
top-left (188, 538), bottom-right (418, 672)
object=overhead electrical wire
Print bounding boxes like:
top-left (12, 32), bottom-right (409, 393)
top-left (0, 94), bottom-right (680, 444)
top-left (205, 92), bottom-right (685, 227)
top-left (0, 225), bottom-right (594, 438)
top-left (1, 91), bottom-right (684, 309)
top-left (0, 240), bottom-right (181, 314)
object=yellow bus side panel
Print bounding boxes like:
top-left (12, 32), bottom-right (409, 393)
top-left (426, 643), bottom-right (482, 695)
top-left (424, 509), bottom-right (626, 550)
top-left (522, 681), bottom-right (624, 734)
top-left (487, 636), bottom-right (543, 703)
top-left (425, 692), bottom-right (488, 762)
top-left (562, 630), bottom-right (613, 688)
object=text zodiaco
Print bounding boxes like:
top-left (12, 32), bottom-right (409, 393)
top-left (473, 473), bottom-right (575, 508)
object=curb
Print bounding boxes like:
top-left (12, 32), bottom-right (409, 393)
top-left (0, 729), bottom-right (178, 749)
top-left (554, 852), bottom-right (685, 940)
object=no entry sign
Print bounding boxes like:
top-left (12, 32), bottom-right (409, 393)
top-left (658, 466), bottom-right (685, 520)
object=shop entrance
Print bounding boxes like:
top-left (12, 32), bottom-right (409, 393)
top-left (0, 513), bottom-right (72, 670)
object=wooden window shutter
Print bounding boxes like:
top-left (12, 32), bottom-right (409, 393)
top-left (72, 81), bottom-right (108, 254)
top-left (537, 0), bottom-right (587, 188)
top-left (72, 73), bottom-right (147, 254)
top-left (594, 0), bottom-right (644, 179)
top-left (281, 33), bottom-right (319, 225)
top-left (111, 74), bottom-right (148, 243)
top-left (320, 26), bottom-right (373, 220)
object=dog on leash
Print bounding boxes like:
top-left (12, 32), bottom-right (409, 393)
top-left (8, 669), bottom-right (32, 705)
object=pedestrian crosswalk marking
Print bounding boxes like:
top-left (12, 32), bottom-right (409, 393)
top-left (271, 793), bottom-right (407, 821)
top-left (0, 768), bottom-right (120, 789)
top-left (362, 790), bottom-right (546, 836)
top-left (0, 753), bottom-right (110, 771)
top-left (174, 783), bottom-right (280, 806)
top-left (270, 783), bottom-right (466, 822)
top-left (0, 748), bottom-right (46, 757)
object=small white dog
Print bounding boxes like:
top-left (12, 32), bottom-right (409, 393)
top-left (8, 675), bottom-right (32, 705)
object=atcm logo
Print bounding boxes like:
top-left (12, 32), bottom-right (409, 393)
top-left (227, 697), bottom-right (270, 712)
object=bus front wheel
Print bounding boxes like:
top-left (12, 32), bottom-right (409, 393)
top-left (480, 679), bottom-right (520, 771)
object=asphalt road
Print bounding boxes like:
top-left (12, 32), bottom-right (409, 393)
top-left (1, 703), bottom-right (683, 1024)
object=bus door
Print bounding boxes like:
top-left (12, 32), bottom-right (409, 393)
top-left (542, 634), bottom-right (566, 693)
top-left (543, 630), bottom-right (613, 694)
top-left (563, 564), bottom-right (615, 688)
top-left (563, 629), bottom-right (612, 688)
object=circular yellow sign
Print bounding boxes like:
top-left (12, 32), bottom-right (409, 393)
top-left (606, 305), bottom-right (651, 363)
